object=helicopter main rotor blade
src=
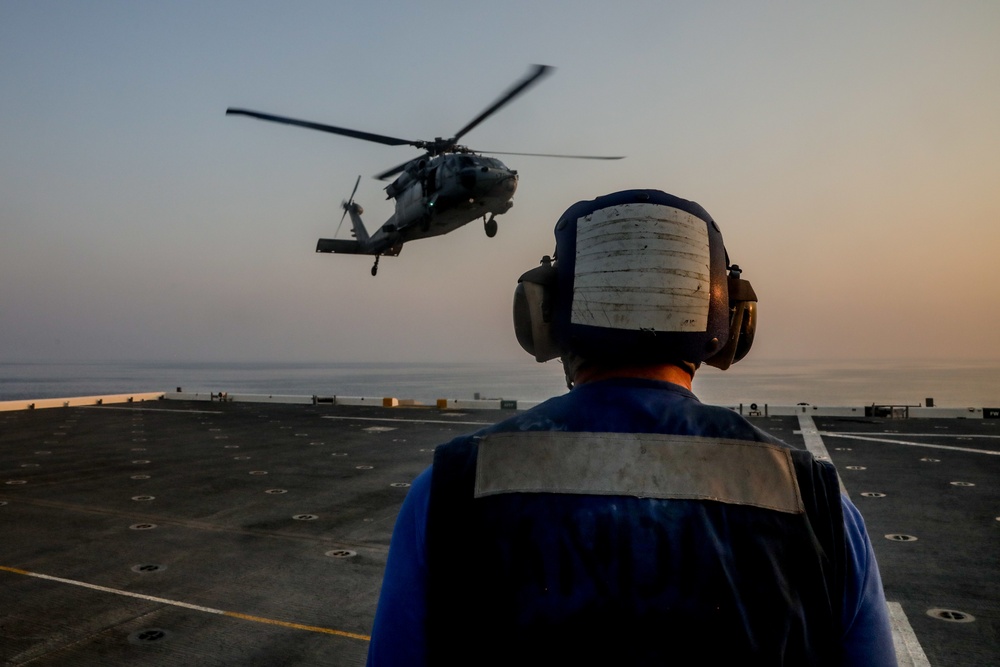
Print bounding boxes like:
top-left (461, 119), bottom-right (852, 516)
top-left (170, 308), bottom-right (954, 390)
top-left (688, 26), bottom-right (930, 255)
top-left (449, 64), bottom-right (553, 145)
top-left (374, 155), bottom-right (428, 181)
top-left (226, 108), bottom-right (416, 147)
top-left (482, 150), bottom-right (625, 160)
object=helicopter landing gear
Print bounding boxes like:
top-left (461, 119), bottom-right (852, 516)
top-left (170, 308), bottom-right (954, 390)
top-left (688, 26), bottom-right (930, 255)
top-left (371, 255), bottom-right (380, 276)
top-left (484, 215), bottom-right (498, 238)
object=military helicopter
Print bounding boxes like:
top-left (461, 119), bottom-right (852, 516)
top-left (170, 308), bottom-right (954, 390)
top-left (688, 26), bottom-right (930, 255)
top-left (227, 65), bottom-right (623, 275)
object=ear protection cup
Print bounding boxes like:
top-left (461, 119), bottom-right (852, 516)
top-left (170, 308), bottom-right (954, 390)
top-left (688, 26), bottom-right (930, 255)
top-left (512, 284), bottom-right (535, 354)
top-left (512, 260), bottom-right (560, 362)
top-left (704, 271), bottom-right (757, 370)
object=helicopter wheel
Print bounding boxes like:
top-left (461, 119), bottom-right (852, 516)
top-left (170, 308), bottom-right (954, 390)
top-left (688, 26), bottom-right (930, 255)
top-left (371, 256), bottom-right (380, 276)
top-left (484, 217), bottom-right (498, 238)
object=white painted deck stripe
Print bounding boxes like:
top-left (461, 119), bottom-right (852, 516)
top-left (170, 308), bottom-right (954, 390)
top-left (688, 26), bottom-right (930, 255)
top-left (84, 406), bottom-right (224, 414)
top-left (0, 564), bottom-right (223, 613)
top-left (888, 601), bottom-right (931, 667)
top-left (807, 417), bottom-right (931, 665)
top-left (0, 565), bottom-right (370, 641)
top-left (830, 432), bottom-right (1000, 440)
top-left (797, 414), bottom-right (848, 497)
top-left (820, 432), bottom-right (1000, 456)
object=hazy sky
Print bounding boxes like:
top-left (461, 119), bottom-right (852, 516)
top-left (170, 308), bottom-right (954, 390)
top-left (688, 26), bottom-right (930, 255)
top-left (2, 1), bottom-right (998, 367)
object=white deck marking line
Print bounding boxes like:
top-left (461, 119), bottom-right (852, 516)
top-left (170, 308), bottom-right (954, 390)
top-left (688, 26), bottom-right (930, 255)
top-left (801, 416), bottom-right (931, 665)
top-left (819, 432), bottom-right (1000, 456)
top-left (0, 565), bottom-right (370, 642)
top-left (888, 601), bottom-right (931, 667)
top-left (830, 432), bottom-right (1000, 440)
top-left (797, 415), bottom-right (848, 497)
top-left (322, 415), bottom-right (492, 426)
top-left (83, 406), bottom-right (224, 414)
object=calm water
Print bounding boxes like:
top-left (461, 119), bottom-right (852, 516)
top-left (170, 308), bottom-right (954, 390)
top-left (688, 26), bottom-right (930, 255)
top-left (1, 358), bottom-right (998, 408)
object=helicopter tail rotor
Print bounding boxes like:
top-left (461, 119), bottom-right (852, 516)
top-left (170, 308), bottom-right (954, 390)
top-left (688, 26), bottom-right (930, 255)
top-left (335, 175), bottom-right (362, 237)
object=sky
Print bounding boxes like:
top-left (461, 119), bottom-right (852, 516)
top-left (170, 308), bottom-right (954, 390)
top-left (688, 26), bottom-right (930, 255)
top-left (2, 1), bottom-right (998, 368)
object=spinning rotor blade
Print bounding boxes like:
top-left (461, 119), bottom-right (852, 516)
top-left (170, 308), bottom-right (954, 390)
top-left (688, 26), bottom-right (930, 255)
top-left (374, 154), bottom-right (429, 181)
top-left (226, 108), bottom-right (415, 147)
top-left (347, 173), bottom-right (360, 202)
top-left (482, 150), bottom-right (625, 160)
top-left (229, 66), bottom-right (618, 185)
top-left (335, 175), bottom-right (362, 237)
top-left (449, 64), bottom-right (553, 145)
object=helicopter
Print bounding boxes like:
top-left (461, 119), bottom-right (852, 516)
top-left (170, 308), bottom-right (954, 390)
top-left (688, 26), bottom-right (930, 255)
top-left (227, 64), bottom-right (623, 275)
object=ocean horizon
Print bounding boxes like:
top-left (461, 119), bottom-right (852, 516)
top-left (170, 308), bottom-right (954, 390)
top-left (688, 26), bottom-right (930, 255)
top-left (2, 358), bottom-right (998, 409)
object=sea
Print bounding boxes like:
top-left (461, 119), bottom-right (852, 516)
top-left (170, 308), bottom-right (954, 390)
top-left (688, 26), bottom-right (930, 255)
top-left (1, 358), bottom-right (998, 409)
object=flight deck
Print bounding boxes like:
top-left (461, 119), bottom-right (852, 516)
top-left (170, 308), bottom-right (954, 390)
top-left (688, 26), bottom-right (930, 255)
top-left (1, 398), bottom-right (997, 666)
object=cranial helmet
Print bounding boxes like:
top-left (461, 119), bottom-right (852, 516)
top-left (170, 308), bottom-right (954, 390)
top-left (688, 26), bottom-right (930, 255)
top-left (513, 189), bottom-right (757, 370)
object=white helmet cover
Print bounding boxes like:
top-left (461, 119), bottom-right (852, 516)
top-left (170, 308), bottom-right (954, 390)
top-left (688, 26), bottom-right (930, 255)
top-left (550, 190), bottom-right (732, 366)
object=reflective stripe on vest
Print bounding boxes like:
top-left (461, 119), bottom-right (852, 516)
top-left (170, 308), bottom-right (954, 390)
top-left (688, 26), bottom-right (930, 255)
top-left (474, 431), bottom-right (805, 514)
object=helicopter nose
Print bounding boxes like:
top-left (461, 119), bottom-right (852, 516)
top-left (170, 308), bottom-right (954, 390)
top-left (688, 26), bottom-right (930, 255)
top-left (460, 170), bottom-right (477, 190)
top-left (461, 167), bottom-right (517, 193)
top-left (504, 170), bottom-right (518, 190)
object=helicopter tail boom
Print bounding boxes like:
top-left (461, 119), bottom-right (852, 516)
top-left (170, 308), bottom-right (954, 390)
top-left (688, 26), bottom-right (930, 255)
top-left (316, 238), bottom-right (363, 254)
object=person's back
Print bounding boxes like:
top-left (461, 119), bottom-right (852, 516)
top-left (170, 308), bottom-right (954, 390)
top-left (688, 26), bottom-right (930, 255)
top-left (366, 190), bottom-right (896, 666)
top-left (428, 378), bottom-right (849, 665)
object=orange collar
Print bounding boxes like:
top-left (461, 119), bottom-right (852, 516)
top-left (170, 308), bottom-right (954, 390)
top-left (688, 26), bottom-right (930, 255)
top-left (573, 363), bottom-right (693, 391)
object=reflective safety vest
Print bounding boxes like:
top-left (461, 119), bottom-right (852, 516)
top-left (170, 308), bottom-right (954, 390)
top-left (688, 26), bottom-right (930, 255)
top-left (426, 430), bottom-right (846, 666)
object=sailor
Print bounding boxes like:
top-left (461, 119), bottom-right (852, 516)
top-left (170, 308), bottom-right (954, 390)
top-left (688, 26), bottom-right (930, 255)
top-left (366, 190), bottom-right (897, 666)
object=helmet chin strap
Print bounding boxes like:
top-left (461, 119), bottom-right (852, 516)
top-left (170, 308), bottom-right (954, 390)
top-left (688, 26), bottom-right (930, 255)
top-left (561, 353), bottom-right (586, 390)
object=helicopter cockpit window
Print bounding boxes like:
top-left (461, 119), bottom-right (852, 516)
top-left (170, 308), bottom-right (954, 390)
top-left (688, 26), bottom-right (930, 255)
top-left (458, 156), bottom-right (476, 168)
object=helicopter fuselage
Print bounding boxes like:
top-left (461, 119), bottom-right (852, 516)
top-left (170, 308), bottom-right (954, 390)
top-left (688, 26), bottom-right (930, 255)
top-left (383, 153), bottom-right (517, 242)
top-left (316, 153), bottom-right (519, 272)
